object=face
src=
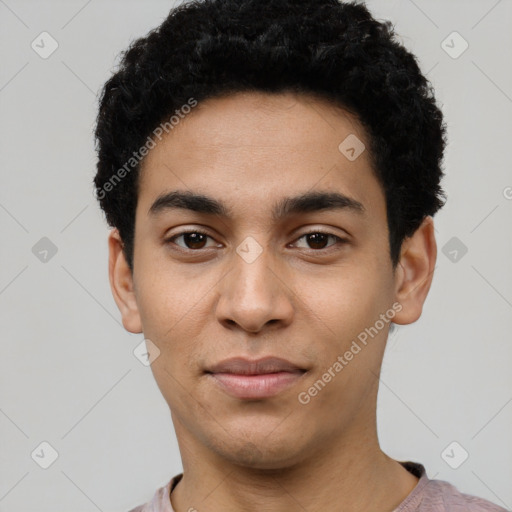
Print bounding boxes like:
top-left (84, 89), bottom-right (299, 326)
top-left (109, 91), bottom-right (435, 470)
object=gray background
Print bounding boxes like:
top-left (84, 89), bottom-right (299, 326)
top-left (1, 0), bottom-right (511, 510)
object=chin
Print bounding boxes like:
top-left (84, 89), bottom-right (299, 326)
top-left (206, 428), bottom-right (308, 470)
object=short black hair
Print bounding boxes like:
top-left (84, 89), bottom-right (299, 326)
top-left (94, 0), bottom-right (447, 272)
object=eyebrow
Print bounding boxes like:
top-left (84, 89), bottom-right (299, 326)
top-left (148, 190), bottom-right (365, 221)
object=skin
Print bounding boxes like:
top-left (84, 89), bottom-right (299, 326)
top-left (109, 91), bottom-right (437, 512)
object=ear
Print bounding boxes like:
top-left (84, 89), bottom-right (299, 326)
top-left (108, 228), bottom-right (142, 333)
top-left (392, 216), bottom-right (437, 325)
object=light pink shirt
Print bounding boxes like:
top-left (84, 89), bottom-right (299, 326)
top-left (128, 461), bottom-right (508, 512)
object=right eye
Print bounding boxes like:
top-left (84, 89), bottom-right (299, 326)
top-left (165, 230), bottom-right (221, 251)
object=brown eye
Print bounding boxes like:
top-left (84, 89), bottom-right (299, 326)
top-left (305, 232), bottom-right (330, 249)
top-left (292, 231), bottom-right (345, 250)
top-left (167, 230), bottom-right (218, 250)
top-left (181, 232), bottom-right (208, 249)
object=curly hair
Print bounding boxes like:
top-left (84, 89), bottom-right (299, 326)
top-left (94, 0), bottom-right (447, 272)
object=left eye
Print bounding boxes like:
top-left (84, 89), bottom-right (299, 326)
top-left (292, 232), bottom-right (343, 250)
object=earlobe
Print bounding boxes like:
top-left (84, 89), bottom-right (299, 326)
top-left (392, 216), bottom-right (437, 325)
top-left (108, 229), bottom-right (143, 333)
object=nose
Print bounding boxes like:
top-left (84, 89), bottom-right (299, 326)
top-left (215, 241), bottom-right (294, 333)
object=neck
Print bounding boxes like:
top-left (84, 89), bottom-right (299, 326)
top-left (170, 415), bottom-right (418, 512)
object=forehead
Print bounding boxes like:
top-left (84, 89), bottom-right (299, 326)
top-left (137, 91), bottom-right (386, 223)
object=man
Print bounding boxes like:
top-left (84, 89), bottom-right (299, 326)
top-left (94, 0), bottom-right (507, 510)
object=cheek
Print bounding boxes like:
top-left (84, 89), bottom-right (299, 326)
top-left (134, 272), bottom-right (191, 362)
top-left (295, 269), bottom-right (392, 411)
top-left (135, 256), bottom-right (200, 331)
top-left (136, 275), bottom-right (203, 409)
top-left (294, 262), bottom-right (391, 349)
top-left (134, 262), bottom-right (218, 375)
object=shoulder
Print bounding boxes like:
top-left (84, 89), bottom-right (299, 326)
top-left (126, 474), bottom-right (182, 512)
top-left (422, 478), bottom-right (508, 511)
top-left (398, 461), bottom-right (508, 512)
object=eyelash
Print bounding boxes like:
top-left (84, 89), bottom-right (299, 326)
top-left (165, 228), bottom-right (348, 253)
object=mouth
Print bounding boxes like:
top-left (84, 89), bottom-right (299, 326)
top-left (205, 356), bottom-right (308, 400)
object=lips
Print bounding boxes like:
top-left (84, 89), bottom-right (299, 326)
top-left (205, 356), bottom-right (307, 400)
top-left (206, 356), bottom-right (305, 375)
